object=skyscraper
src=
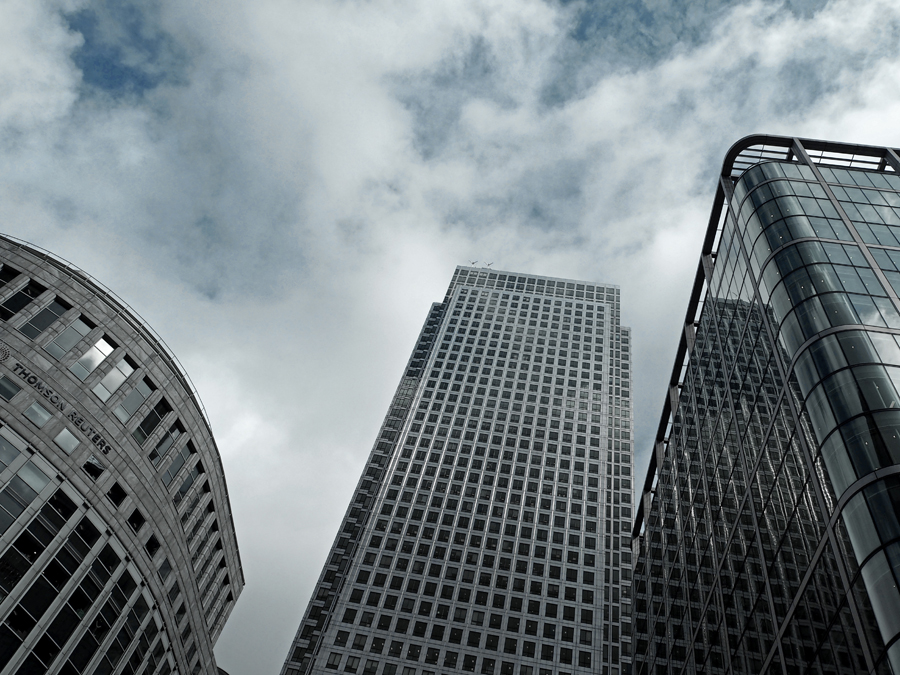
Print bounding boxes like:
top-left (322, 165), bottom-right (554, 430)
top-left (633, 135), bottom-right (900, 675)
top-left (282, 267), bottom-right (634, 675)
top-left (0, 235), bottom-right (243, 675)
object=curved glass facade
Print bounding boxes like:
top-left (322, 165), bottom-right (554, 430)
top-left (633, 137), bottom-right (900, 675)
top-left (0, 237), bottom-right (243, 675)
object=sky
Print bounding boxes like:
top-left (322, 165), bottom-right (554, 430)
top-left (3, 0), bottom-right (900, 671)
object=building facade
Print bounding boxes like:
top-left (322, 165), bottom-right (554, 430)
top-left (0, 236), bottom-right (243, 675)
top-left (282, 267), bottom-right (634, 675)
top-left (632, 136), bottom-right (900, 675)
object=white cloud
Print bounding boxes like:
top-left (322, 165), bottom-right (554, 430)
top-left (0, 0), bottom-right (83, 134)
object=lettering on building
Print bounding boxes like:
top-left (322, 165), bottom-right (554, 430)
top-left (13, 363), bottom-right (67, 412)
top-left (12, 362), bottom-right (115, 455)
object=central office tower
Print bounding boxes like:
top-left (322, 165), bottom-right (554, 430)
top-left (282, 268), bottom-right (634, 675)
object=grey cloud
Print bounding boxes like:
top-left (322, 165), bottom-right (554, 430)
top-left (392, 36), bottom-right (516, 161)
top-left (539, 0), bottom-right (830, 106)
top-left (385, 0), bottom-right (900, 271)
top-left (0, 0), bottom-right (312, 300)
top-left (437, 157), bottom-right (591, 234)
top-left (4, 0), bottom-right (883, 310)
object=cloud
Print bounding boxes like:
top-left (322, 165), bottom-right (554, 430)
top-left (4, 0), bottom-right (900, 672)
top-left (0, 0), bottom-right (84, 136)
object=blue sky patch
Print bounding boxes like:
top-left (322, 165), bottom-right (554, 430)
top-left (65, 0), bottom-right (187, 98)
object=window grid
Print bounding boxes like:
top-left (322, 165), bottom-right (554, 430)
top-left (282, 272), bottom-right (632, 675)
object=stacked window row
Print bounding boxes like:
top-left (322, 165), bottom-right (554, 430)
top-left (449, 296), bottom-right (605, 333)
top-left (0, 429), bottom-right (175, 675)
top-left (287, 373), bottom-right (427, 669)
top-left (327, 319), bottom-right (630, 672)
top-left (449, 270), bottom-right (618, 304)
top-left (437, 299), bottom-right (628, 400)
top-left (635, 304), bottom-right (804, 673)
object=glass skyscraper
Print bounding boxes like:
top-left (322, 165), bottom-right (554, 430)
top-left (633, 135), bottom-right (900, 675)
top-left (0, 235), bottom-right (243, 675)
top-left (282, 268), bottom-right (634, 675)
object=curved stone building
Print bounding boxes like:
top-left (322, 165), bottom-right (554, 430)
top-left (633, 136), bottom-right (900, 675)
top-left (0, 236), bottom-right (243, 675)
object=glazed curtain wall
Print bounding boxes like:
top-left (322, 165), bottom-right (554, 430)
top-left (635, 159), bottom-right (900, 675)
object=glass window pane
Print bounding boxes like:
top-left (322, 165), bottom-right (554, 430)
top-left (23, 403), bottom-right (52, 429)
top-left (0, 377), bottom-right (21, 402)
top-left (53, 429), bottom-right (79, 455)
top-left (17, 462), bottom-right (49, 494)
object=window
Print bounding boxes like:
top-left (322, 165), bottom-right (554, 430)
top-left (93, 356), bottom-right (136, 402)
top-left (23, 401), bottom-right (52, 428)
top-left (163, 442), bottom-right (196, 487)
top-left (173, 460), bottom-right (203, 505)
top-left (19, 297), bottom-right (70, 339)
top-left (15, 460), bottom-right (50, 499)
top-left (145, 535), bottom-right (160, 556)
top-left (326, 653), bottom-right (342, 669)
top-left (53, 428), bottom-right (79, 454)
top-left (82, 454), bottom-right (106, 481)
top-left (107, 482), bottom-right (127, 507)
top-left (133, 399), bottom-right (173, 445)
top-left (0, 265), bottom-right (19, 290)
top-left (0, 434), bottom-right (28, 486)
top-left (0, 281), bottom-right (45, 321)
top-left (0, 376), bottom-right (21, 401)
top-left (127, 508), bottom-right (146, 532)
top-left (149, 422), bottom-right (185, 466)
top-left (114, 378), bottom-right (155, 422)
top-left (44, 317), bottom-right (93, 359)
top-left (70, 336), bottom-right (116, 381)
